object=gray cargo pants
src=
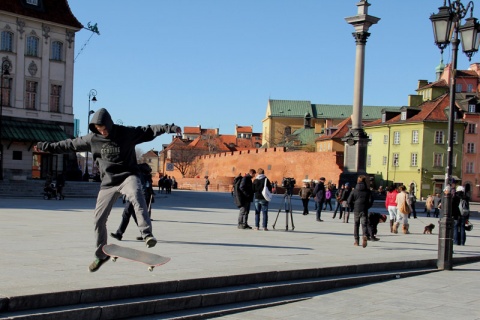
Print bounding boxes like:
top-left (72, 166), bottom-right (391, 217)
top-left (94, 175), bottom-right (153, 259)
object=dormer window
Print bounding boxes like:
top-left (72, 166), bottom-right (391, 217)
top-left (401, 111), bottom-right (407, 121)
top-left (381, 114), bottom-right (386, 123)
top-left (26, 0), bottom-right (38, 5)
top-left (468, 104), bottom-right (476, 113)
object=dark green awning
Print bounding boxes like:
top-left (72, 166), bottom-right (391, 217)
top-left (1, 119), bottom-right (68, 142)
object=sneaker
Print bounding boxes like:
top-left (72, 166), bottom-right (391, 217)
top-left (354, 241), bottom-right (359, 246)
top-left (145, 236), bottom-right (157, 248)
top-left (244, 224), bottom-right (253, 229)
top-left (237, 224), bottom-right (246, 229)
top-left (109, 232), bottom-right (122, 241)
top-left (371, 236), bottom-right (380, 241)
top-left (262, 228), bottom-right (269, 231)
top-left (253, 227), bottom-right (259, 230)
top-left (136, 236), bottom-right (143, 241)
top-left (362, 236), bottom-right (368, 248)
top-left (88, 257), bottom-right (109, 272)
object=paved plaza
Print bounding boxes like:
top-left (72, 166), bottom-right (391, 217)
top-left (0, 190), bottom-right (479, 319)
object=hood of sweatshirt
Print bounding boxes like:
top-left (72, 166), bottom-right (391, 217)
top-left (89, 108), bottom-right (114, 135)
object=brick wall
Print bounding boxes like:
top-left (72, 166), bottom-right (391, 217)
top-left (164, 148), bottom-right (344, 190)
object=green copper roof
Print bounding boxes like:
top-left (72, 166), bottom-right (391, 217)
top-left (1, 119), bottom-right (68, 142)
top-left (268, 99), bottom-right (400, 120)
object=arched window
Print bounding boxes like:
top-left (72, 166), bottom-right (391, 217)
top-left (51, 41), bottom-right (63, 61)
top-left (26, 36), bottom-right (39, 56)
top-left (1, 31), bottom-right (14, 52)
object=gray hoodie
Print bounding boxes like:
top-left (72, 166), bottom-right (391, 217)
top-left (37, 108), bottom-right (179, 188)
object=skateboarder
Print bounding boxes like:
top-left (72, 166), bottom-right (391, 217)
top-left (35, 108), bottom-right (181, 272)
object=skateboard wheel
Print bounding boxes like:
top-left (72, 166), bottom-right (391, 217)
top-left (148, 266), bottom-right (154, 272)
top-left (112, 257), bottom-right (117, 262)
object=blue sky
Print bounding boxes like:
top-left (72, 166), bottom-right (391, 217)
top-left (68, 0), bottom-right (478, 153)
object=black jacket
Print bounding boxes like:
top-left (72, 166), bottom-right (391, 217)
top-left (238, 174), bottom-right (254, 204)
top-left (37, 108), bottom-right (179, 188)
top-left (347, 182), bottom-right (374, 213)
top-left (252, 175), bottom-right (272, 200)
top-left (313, 182), bottom-right (325, 203)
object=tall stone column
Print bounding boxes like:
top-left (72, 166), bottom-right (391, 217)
top-left (341, 1), bottom-right (380, 184)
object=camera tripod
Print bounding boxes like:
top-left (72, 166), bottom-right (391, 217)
top-left (272, 191), bottom-right (295, 231)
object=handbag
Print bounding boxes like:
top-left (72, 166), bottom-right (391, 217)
top-left (465, 221), bottom-right (473, 232)
top-left (261, 178), bottom-right (272, 201)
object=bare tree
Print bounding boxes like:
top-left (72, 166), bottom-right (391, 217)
top-left (170, 145), bottom-right (205, 178)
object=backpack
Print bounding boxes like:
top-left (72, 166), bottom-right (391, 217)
top-left (233, 177), bottom-right (243, 208)
top-left (459, 199), bottom-right (469, 217)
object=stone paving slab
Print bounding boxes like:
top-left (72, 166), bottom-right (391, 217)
top-left (0, 190), bottom-right (478, 306)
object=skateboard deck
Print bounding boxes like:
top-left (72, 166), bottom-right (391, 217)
top-left (103, 244), bottom-right (170, 272)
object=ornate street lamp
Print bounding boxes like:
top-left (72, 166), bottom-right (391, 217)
top-left (84, 89), bottom-right (97, 180)
top-left (0, 59), bottom-right (11, 181)
top-left (430, 0), bottom-right (479, 270)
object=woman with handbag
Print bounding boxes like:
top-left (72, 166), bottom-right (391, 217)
top-left (252, 168), bottom-right (273, 231)
top-left (394, 185), bottom-right (411, 234)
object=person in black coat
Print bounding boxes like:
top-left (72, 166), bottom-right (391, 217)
top-left (347, 175), bottom-right (374, 248)
top-left (452, 185), bottom-right (469, 245)
top-left (313, 177), bottom-right (326, 222)
top-left (234, 169), bottom-right (256, 229)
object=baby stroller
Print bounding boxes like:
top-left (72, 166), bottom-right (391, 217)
top-left (43, 183), bottom-right (59, 200)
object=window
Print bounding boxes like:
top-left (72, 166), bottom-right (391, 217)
top-left (434, 131), bottom-right (444, 144)
top-left (401, 111), bottom-right (407, 121)
top-left (468, 104), bottom-right (476, 113)
top-left (1, 75), bottom-right (12, 107)
top-left (393, 154), bottom-right (399, 167)
top-left (467, 84), bottom-right (474, 92)
top-left (368, 134), bottom-right (372, 146)
top-left (49, 84), bottom-right (61, 112)
top-left (467, 123), bottom-right (476, 134)
top-left (412, 130), bottom-right (419, 144)
top-left (26, 0), bottom-right (38, 5)
top-left (382, 156), bottom-right (387, 166)
top-left (1, 31), bottom-right (13, 52)
top-left (456, 83), bottom-right (462, 92)
top-left (367, 154), bottom-right (371, 167)
top-left (453, 131), bottom-right (458, 144)
top-left (434, 153), bottom-right (444, 167)
top-left (466, 162), bottom-right (474, 174)
top-left (381, 114), bottom-right (386, 123)
top-left (12, 151), bottom-right (22, 160)
top-left (25, 80), bottom-right (38, 110)
top-left (467, 143), bottom-right (475, 153)
top-left (26, 36), bottom-right (39, 56)
top-left (383, 135), bottom-right (388, 144)
top-left (51, 41), bottom-right (63, 61)
top-left (411, 153), bottom-right (418, 167)
top-left (393, 131), bottom-right (400, 144)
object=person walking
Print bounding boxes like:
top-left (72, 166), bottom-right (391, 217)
top-left (298, 182), bottom-right (313, 215)
top-left (313, 177), bottom-right (326, 222)
top-left (35, 108), bottom-right (180, 272)
top-left (433, 193), bottom-right (442, 218)
top-left (385, 185), bottom-right (398, 233)
top-left (332, 184), bottom-right (344, 219)
top-left (394, 185), bottom-right (411, 234)
top-left (347, 175), bottom-right (374, 248)
top-left (425, 194), bottom-right (434, 217)
top-left (205, 176), bottom-right (210, 191)
top-left (234, 169), bottom-right (256, 229)
top-left (452, 186), bottom-right (469, 246)
top-left (323, 183), bottom-right (333, 211)
top-left (408, 189), bottom-right (417, 219)
top-left (252, 168), bottom-right (272, 230)
top-left (339, 183), bottom-right (352, 223)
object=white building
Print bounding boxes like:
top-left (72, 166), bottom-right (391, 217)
top-left (0, 0), bottom-right (82, 180)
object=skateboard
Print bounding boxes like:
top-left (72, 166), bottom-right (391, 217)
top-left (102, 244), bottom-right (170, 272)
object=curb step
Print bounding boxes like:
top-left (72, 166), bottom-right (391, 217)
top-left (0, 267), bottom-right (438, 320)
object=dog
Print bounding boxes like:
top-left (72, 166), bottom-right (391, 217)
top-left (424, 223), bottom-right (435, 234)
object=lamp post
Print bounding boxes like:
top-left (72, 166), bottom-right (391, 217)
top-left (341, 1), bottom-right (380, 184)
top-left (84, 89), bottom-right (97, 180)
top-left (430, 0), bottom-right (480, 270)
top-left (0, 59), bottom-right (11, 181)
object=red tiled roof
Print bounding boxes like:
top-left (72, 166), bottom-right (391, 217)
top-left (417, 79), bottom-right (448, 90)
top-left (0, 0), bottom-right (83, 29)
top-left (183, 127), bottom-right (201, 134)
top-left (316, 117), bottom-right (352, 141)
top-left (236, 126), bottom-right (252, 133)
